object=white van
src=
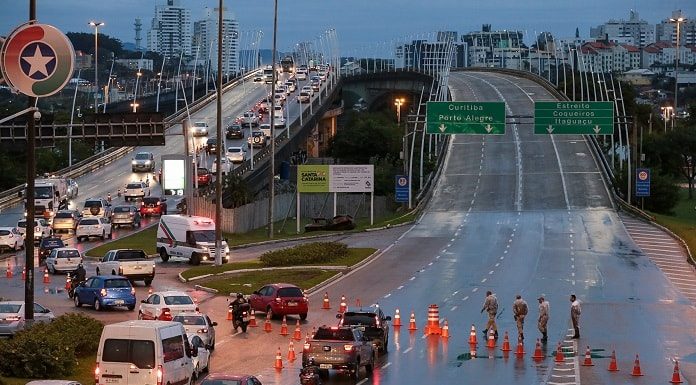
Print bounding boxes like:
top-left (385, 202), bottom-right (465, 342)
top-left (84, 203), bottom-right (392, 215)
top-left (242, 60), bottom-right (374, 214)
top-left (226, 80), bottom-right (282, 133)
top-left (156, 215), bottom-right (230, 265)
top-left (95, 320), bottom-right (195, 385)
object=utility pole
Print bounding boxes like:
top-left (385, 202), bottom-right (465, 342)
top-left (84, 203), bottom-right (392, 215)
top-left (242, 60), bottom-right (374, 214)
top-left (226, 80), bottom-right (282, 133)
top-left (25, 0), bottom-right (37, 323)
top-left (215, 0), bottom-right (224, 265)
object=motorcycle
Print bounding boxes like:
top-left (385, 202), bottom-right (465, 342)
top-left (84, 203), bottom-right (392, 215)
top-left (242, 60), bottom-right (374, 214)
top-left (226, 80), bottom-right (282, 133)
top-left (299, 365), bottom-right (322, 385)
top-left (231, 302), bottom-right (251, 333)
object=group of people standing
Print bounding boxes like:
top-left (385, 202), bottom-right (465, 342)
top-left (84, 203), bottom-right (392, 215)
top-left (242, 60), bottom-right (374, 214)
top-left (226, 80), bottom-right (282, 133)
top-left (480, 291), bottom-right (581, 343)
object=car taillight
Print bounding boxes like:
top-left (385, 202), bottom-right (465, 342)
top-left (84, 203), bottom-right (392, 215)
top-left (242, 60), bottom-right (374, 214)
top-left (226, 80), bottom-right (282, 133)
top-left (344, 344), bottom-right (354, 352)
top-left (131, 287), bottom-right (136, 295)
top-left (160, 308), bottom-right (172, 321)
top-left (303, 343), bottom-right (311, 351)
top-left (156, 364), bottom-right (163, 385)
top-left (5, 315), bottom-right (21, 321)
top-left (100, 289), bottom-right (107, 297)
top-left (118, 267), bottom-right (123, 275)
top-left (94, 362), bottom-right (100, 382)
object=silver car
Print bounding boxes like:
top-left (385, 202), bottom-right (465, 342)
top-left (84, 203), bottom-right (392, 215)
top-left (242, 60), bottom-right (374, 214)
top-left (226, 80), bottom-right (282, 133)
top-left (226, 146), bottom-right (247, 164)
top-left (0, 301), bottom-right (55, 336)
top-left (131, 152), bottom-right (155, 173)
top-left (45, 247), bottom-right (83, 274)
top-left (173, 312), bottom-right (217, 349)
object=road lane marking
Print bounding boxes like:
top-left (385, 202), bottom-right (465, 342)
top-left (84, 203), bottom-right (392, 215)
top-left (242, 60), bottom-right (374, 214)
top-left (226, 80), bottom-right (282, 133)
top-left (489, 270), bottom-right (494, 275)
top-left (472, 288), bottom-right (478, 292)
top-left (381, 362), bottom-right (391, 369)
top-left (481, 278), bottom-right (487, 283)
top-left (397, 285), bottom-right (404, 290)
top-left (357, 379), bottom-right (368, 385)
top-left (403, 347), bottom-right (412, 354)
top-left (450, 306), bottom-right (457, 311)
top-left (462, 296), bottom-right (469, 301)
top-left (383, 293), bottom-right (391, 298)
top-left (409, 276), bottom-right (415, 281)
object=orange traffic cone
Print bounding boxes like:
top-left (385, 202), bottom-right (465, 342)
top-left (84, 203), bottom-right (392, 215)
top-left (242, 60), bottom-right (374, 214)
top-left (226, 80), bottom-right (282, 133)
top-left (582, 346), bottom-right (594, 366)
top-left (501, 331), bottom-right (511, 352)
top-left (293, 320), bottom-right (302, 341)
top-left (670, 360), bottom-right (683, 383)
top-left (486, 329), bottom-right (496, 348)
top-left (608, 350), bottom-right (619, 372)
top-left (21, 267), bottom-right (25, 281)
top-left (408, 311), bottom-right (417, 331)
top-left (274, 347), bottom-right (283, 370)
top-left (264, 313), bottom-right (272, 333)
top-left (43, 269), bottom-right (50, 284)
top-left (631, 354), bottom-right (644, 376)
top-left (515, 340), bottom-right (525, 356)
top-left (322, 292), bottom-right (331, 309)
top-left (469, 324), bottom-right (478, 346)
top-left (393, 308), bottom-right (402, 327)
top-left (554, 343), bottom-right (565, 363)
top-left (280, 316), bottom-right (289, 336)
top-left (339, 295), bottom-right (347, 313)
top-left (441, 319), bottom-right (450, 339)
top-left (532, 339), bottom-right (544, 360)
top-left (65, 274), bottom-right (71, 290)
top-left (287, 341), bottom-right (296, 361)
top-left (249, 310), bottom-right (258, 327)
top-left (5, 263), bottom-right (12, 278)
top-left (227, 307), bottom-right (233, 321)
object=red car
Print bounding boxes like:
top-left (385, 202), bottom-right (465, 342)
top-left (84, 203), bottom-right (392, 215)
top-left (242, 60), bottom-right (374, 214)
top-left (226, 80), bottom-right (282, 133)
top-left (197, 168), bottom-right (212, 186)
top-left (249, 283), bottom-right (308, 320)
top-left (200, 373), bottom-right (262, 385)
top-left (140, 196), bottom-right (167, 217)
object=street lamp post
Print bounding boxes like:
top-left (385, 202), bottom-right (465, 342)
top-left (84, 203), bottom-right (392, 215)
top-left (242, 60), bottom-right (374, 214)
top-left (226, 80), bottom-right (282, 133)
top-left (395, 97), bottom-right (405, 174)
top-left (89, 21), bottom-right (104, 112)
top-left (69, 69), bottom-right (82, 167)
top-left (670, 13), bottom-right (686, 122)
top-left (156, 57), bottom-right (167, 112)
top-left (132, 71), bottom-right (142, 112)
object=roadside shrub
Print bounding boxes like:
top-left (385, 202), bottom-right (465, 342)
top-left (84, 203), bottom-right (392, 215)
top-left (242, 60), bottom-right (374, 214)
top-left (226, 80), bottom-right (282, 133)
top-left (260, 242), bottom-right (348, 267)
top-left (0, 313), bottom-right (103, 378)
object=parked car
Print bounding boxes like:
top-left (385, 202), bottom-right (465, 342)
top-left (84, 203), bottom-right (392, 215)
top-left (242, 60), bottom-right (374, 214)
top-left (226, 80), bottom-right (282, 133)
top-left (110, 205), bottom-right (141, 228)
top-left (131, 151), bottom-right (156, 172)
top-left (197, 167), bottom-right (212, 187)
top-left (123, 181), bottom-right (149, 201)
top-left (38, 237), bottom-right (65, 263)
top-left (140, 196), bottom-right (167, 217)
top-left (17, 218), bottom-right (52, 242)
top-left (304, 215), bottom-right (356, 232)
top-left (189, 334), bottom-right (211, 380)
top-left (192, 121), bottom-right (209, 136)
top-left (0, 227), bottom-right (22, 252)
top-left (206, 137), bottom-right (219, 155)
top-left (73, 275), bottom-right (136, 311)
top-left (227, 146), bottom-right (247, 164)
top-left (138, 291), bottom-right (198, 320)
top-left (248, 283), bottom-right (308, 320)
top-left (45, 247), bottom-right (83, 274)
top-left (337, 305), bottom-right (392, 353)
top-left (226, 124), bottom-right (244, 139)
top-left (0, 301), bottom-right (55, 337)
top-left (75, 217), bottom-right (112, 242)
top-left (174, 312), bottom-right (217, 349)
top-left (82, 198), bottom-right (112, 218)
top-left (52, 209), bottom-right (81, 234)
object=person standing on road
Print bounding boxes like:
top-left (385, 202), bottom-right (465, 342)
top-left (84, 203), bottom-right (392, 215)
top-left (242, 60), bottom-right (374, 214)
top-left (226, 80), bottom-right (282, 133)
top-left (570, 294), bottom-right (581, 339)
top-left (537, 296), bottom-right (549, 343)
top-left (512, 294), bottom-right (528, 341)
top-left (481, 290), bottom-right (499, 339)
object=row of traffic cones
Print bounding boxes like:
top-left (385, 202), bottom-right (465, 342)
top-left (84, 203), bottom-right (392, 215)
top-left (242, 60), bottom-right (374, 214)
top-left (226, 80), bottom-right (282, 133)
top-left (5, 264), bottom-right (47, 283)
top-left (321, 292), bottom-right (364, 313)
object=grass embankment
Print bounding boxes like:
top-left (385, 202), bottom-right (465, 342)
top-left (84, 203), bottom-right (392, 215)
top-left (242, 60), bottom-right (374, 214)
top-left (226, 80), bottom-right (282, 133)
top-left (0, 355), bottom-right (96, 385)
top-left (650, 188), bottom-right (696, 259)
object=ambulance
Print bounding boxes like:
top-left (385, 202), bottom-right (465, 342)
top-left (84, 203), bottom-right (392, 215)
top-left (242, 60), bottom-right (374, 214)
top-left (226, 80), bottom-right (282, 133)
top-left (156, 215), bottom-right (230, 265)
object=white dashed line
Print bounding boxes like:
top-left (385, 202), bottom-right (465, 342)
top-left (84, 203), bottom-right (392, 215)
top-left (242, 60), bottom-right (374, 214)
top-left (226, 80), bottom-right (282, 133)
top-left (403, 347), bottom-right (413, 354)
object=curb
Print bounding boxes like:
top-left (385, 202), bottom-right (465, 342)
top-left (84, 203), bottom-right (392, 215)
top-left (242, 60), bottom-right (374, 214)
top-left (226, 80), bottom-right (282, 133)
top-left (182, 264), bottom-right (350, 282)
top-left (194, 284), bottom-right (219, 294)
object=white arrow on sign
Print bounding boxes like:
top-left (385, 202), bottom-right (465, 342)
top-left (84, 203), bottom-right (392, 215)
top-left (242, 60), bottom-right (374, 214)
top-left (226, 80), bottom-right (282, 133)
top-left (485, 124), bottom-right (493, 133)
top-left (439, 123), bottom-right (447, 133)
top-left (593, 125), bottom-right (601, 134)
top-left (546, 125), bottom-right (554, 134)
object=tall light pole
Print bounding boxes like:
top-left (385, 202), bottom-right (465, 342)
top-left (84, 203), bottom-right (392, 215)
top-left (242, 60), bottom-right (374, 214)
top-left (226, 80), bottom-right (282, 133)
top-left (69, 69), bottom-right (82, 167)
top-left (89, 21), bottom-right (104, 112)
top-left (268, 0), bottom-right (279, 239)
top-left (395, 97), bottom-right (405, 174)
top-left (670, 13), bottom-right (686, 120)
top-left (132, 71), bottom-right (142, 112)
top-left (156, 56), bottom-right (167, 112)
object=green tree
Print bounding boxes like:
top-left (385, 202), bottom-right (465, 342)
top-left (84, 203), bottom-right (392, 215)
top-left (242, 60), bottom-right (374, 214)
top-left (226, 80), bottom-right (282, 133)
top-left (328, 111), bottom-right (401, 164)
top-left (222, 174), bottom-right (251, 208)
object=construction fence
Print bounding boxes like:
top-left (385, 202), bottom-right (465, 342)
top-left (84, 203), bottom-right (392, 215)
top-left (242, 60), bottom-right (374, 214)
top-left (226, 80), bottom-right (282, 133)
top-left (189, 193), bottom-right (391, 234)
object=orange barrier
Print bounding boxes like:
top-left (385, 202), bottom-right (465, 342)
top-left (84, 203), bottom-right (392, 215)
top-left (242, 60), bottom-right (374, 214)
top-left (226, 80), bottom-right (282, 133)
top-left (393, 308), bottom-right (401, 327)
top-left (408, 311), bottom-right (417, 331)
top-left (6, 263), bottom-right (12, 278)
top-left (631, 354), bottom-right (643, 376)
top-left (65, 275), bottom-right (71, 290)
top-left (486, 329), bottom-right (496, 349)
top-left (249, 310), bottom-right (258, 327)
top-left (339, 295), bottom-right (347, 313)
top-left (227, 308), bottom-right (233, 321)
top-left (424, 304), bottom-right (442, 335)
top-left (441, 319), bottom-right (450, 339)
top-left (322, 292), bottom-right (331, 309)
top-left (287, 341), bottom-right (296, 362)
top-left (468, 324), bottom-right (478, 346)
top-left (274, 347), bottom-right (283, 370)
top-left (581, 346), bottom-right (594, 366)
top-left (670, 360), bottom-right (683, 384)
top-left (293, 320), bottom-right (302, 341)
top-left (515, 340), bottom-right (525, 356)
top-left (608, 350), bottom-right (619, 372)
top-left (532, 339), bottom-right (544, 360)
top-left (554, 343), bottom-right (565, 363)
top-left (500, 331), bottom-right (511, 352)
top-left (280, 316), bottom-right (289, 336)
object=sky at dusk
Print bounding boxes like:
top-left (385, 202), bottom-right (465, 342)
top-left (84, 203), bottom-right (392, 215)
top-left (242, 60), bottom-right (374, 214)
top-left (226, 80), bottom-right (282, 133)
top-left (2, 0), bottom-right (695, 55)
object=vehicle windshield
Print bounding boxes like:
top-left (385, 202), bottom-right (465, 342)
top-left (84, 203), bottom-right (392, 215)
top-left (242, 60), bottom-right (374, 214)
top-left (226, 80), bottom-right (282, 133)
top-left (277, 287), bottom-right (303, 297)
top-left (342, 313), bottom-right (377, 327)
top-left (54, 212), bottom-right (74, 218)
top-left (142, 197), bottom-right (161, 205)
top-left (34, 186), bottom-right (53, 199)
top-left (0, 304), bottom-right (21, 313)
top-left (42, 239), bottom-right (64, 248)
top-left (314, 328), bottom-right (354, 341)
top-left (0, 230), bottom-right (10, 236)
top-left (135, 153), bottom-right (150, 160)
top-left (102, 339), bottom-right (155, 369)
top-left (17, 221), bottom-right (28, 228)
top-left (228, 148), bottom-right (242, 153)
top-left (57, 249), bottom-right (80, 259)
top-left (79, 219), bottom-right (99, 225)
top-left (163, 295), bottom-right (194, 305)
top-left (251, 131), bottom-right (263, 137)
top-left (126, 183), bottom-right (142, 189)
top-left (194, 122), bottom-right (207, 128)
top-left (191, 230), bottom-right (216, 242)
top-left (197, 168), bottom-right (209, 175)
top-left (173, 315), bottom-right (206, 325)
top-left (115, 250), bottom-right (146, 260)
top-left (104, 279), bottom-right (132, 288)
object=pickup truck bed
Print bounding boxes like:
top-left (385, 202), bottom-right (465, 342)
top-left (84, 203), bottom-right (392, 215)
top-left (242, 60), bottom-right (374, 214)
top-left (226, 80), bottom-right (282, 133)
top-left (95, 249), bottom-right (155, 285)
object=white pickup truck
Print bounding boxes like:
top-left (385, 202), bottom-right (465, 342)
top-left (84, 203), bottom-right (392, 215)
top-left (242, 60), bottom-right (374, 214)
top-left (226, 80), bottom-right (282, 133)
top-left (95, 249), bottom-right (155, 286)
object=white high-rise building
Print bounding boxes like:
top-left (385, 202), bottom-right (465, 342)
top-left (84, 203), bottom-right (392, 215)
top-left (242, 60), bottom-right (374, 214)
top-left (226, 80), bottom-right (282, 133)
top-left (192, 7), bottom-right (239, 77)
top-left (147, 0), bottom-right (192, 57)
top-left (656, 11), bottom-right (696, 46)
top-left (590, 10), bottom-right (655, 47)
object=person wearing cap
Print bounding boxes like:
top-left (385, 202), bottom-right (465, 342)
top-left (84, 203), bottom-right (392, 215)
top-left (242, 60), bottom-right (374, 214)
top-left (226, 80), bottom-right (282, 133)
top-left (480, 290), bottom-right (499, 338)
top-left (570, 294), bottom-right (581, 339)
top-left (537, 295), bottom-right (549, 343)
top-left (512, 294), bottom-right (528, 341)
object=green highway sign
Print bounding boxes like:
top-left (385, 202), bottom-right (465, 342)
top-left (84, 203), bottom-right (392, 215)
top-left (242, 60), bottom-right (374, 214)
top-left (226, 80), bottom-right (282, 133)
top-left (426, 101), bottom-right (506, 135)
top-left (534, 101), bottom-right (614, 135)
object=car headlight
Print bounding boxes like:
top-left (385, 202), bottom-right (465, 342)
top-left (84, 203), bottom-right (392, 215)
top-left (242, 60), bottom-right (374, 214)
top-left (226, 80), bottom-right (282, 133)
top-left (131, 160), bottom-right (137, 165)
top-left (224, 246), bottom-right (230, 253)
top-left (145, 160), bottom-right (151, 165)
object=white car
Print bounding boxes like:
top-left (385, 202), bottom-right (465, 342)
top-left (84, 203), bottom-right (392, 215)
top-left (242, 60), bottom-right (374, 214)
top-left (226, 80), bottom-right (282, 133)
top-left (17, 218), bottom-right (52, 241)
top-left (318, 71), bottom-right (328, 81)
top-left (138, 291), bottom-right (198, 320)
top-left (0, 227), bottom-right (22, 252)
top-left (0, 301), bottom-right (55, 337)
top-left (192, 121), bottom-right (209, 137)
top-left (301, 85), bottom-right (315, 97)
top-left (241, 111), bottom-right (259, 127)
top-left (124, 181), bottom-right (149, 201)
top-left (211, 157), bottom-right (231, 174)
top-left (45, 247), bottom-right (83, 274)
top-left (226, 146), bottom-right (247, 164)
top-left (284, 80), bottom-right (296, 93)
top-left (297, 91), bottom-right (311, 103)
top-left (188, 334), bottom-right (210, 380)
top-left (174, 312), bottom-right (217, 349)
top-left (273, 105), bottom-right (284, 120)
top-left (76, 217), bottom-right (112, 242)
top-left (296, 71), bottom-right (307, 81)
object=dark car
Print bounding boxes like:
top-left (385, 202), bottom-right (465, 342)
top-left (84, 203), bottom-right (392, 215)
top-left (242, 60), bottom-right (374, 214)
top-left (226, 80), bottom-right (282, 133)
top-left (201, 373), bottom-right (262, 385)
top-left (337, 305), bottom-right (392, 353)
top-left (110, 205), bottom-right (141, 228)
top-left (304, 215), bottom-right (356, 232)
top-left (206, 138), bottom-right (219, 155)
top-left (39, 237), bottom-right (65, 264)
top-left (226, 124), bottom-right (244, 139)
top-left (140, 196), bottom-right (167, 217)
top-left (197, 168), bottom-right (212, 187)
top-left (73, 275), bottom-right (136, 311)
top-left (249, 283), bottom-right (308, 320)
